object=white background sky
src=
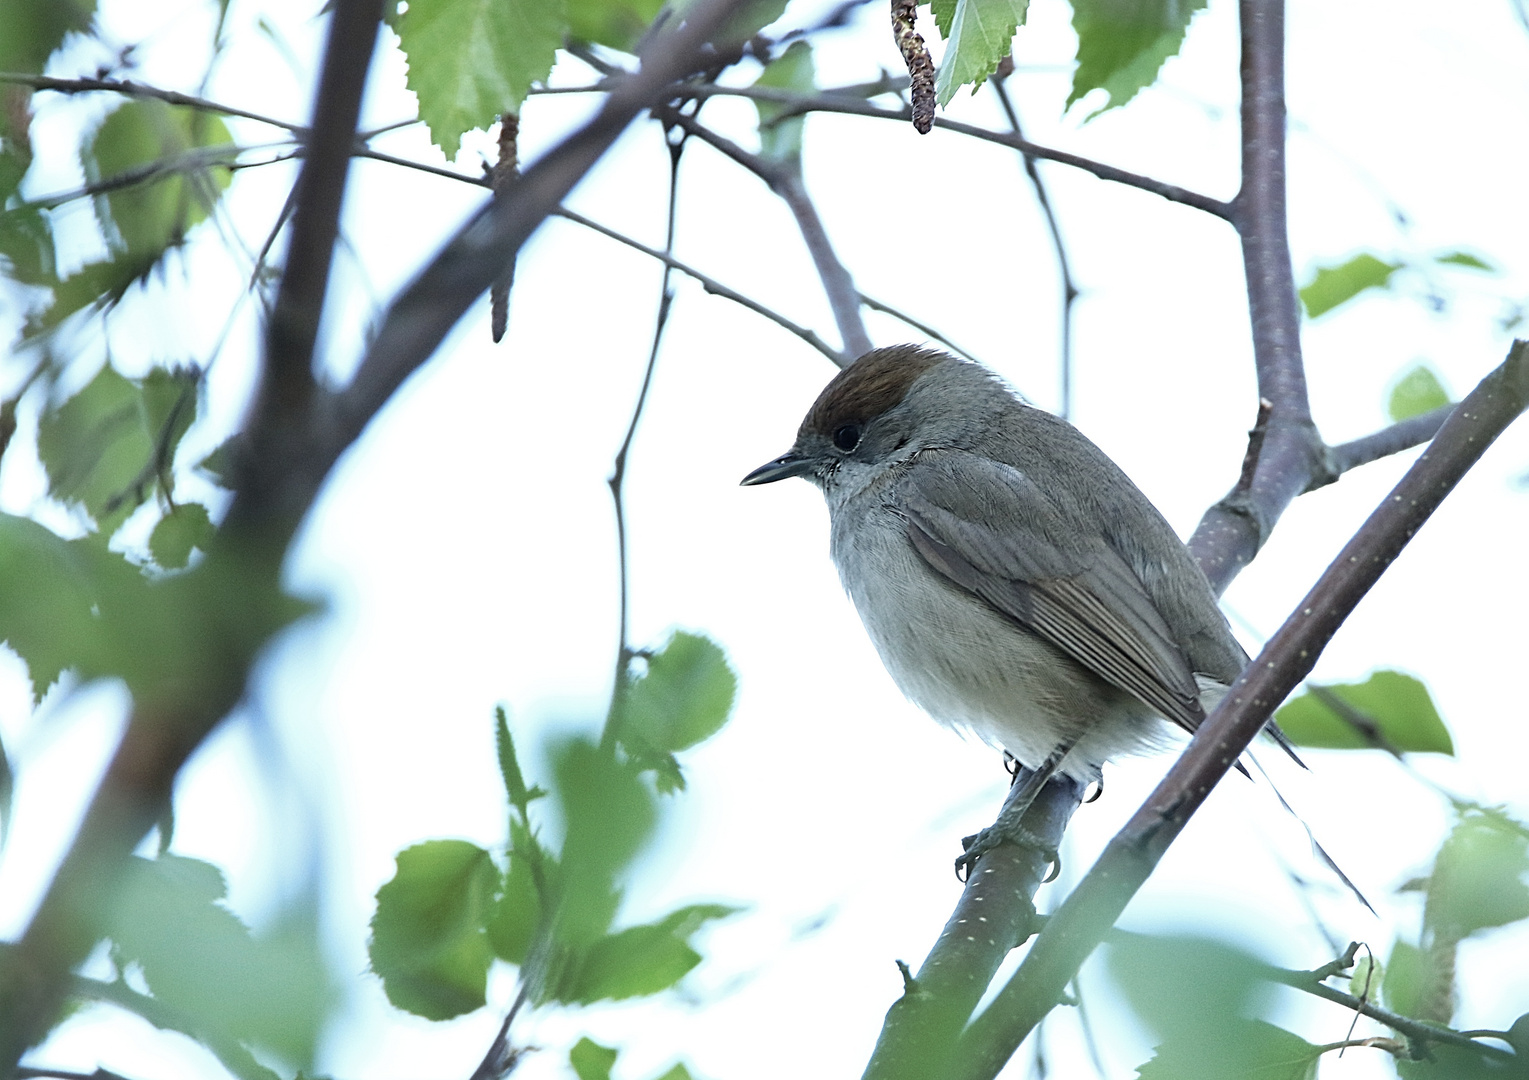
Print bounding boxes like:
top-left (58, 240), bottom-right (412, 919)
top-left (3, 1), bottom-right (1529, 1078)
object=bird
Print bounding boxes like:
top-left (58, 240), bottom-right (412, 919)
top-left (741, 345), bottom-right (1333, 881)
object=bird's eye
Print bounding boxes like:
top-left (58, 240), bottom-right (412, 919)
top-left (832, 423), bottom-right (862, 451)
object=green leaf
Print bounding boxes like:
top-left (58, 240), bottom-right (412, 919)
top-left (1106, 934), bottom-right (1272, 1043)
top-left (1381, 939), bottom-right (1433, 1021)
top-left (1299, 253), bottom-right (1401, 318)
top-left (566, 0), bottom-right (664, 50)
top-left (149, 502), bottom-right (214, 569)
top-left (106, 855), bottom-right (332, 1067)
top-left (932, 0), bottom-right (1030, 106)
top-left (1066, 0), bottom-right (1206, 117)
top-left (1428, 812), bottom-right (1529, 937)
top-left (398, 0), bottom-right (566, 159)
top-left (565, 903), bottom-right (738, 1003)
top-left (370, 840), bottom-right (498, 1020)
top-left (1397, 1042), bottom-right (1514, 1080)
top-left (485, 819), bottom-right (548, 965)
top-left (1134, 1019), bottom-right (1319, 1080)
top-left (1434, 251), bottom-right (1496, 272)
top-left (37, 363), bottom-right (200, 532)
top-left (1388, 365), bottom-right (1451, 423)
top-left (569, 1037), bottom-right (618, 1080)
top-left (494, 706), bottom-right (545, 814)
top-left (620, 631), bottom-right (737, 755)
top-left (650, 1066), bottom-right (694, 1080)
top-left (552, 738), bottom-right (657, 948)
top-left (1274, 671), bottom-right (1453, 754)
top-left (0, 0), bottom-right (97, 74)
top-left (1349, 953), bottom-right (1381, 1001)
top-left (82, 101), bottom-right (232, 256)
top-left (752, 41), bottom-right (814, 163)
top-left (0, 513), bottom-right (114, 698)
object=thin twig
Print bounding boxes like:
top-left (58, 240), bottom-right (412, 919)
top-left (601, 124), bottom-right (684, 752)
top-left (858, 293), bottom-right (980, 365)
top-left (0, 71), bottom-right (302, 131)
top-left (1314, 403), bottom-right (1453, 488)
top-left (467, 983), bottom-right (533, 1080)
top-left (671, 84), bottom-right (1233, 218)
top-left (991, 67), bottom-right (1079, 418)
top-left (349, 145), bottom-right (847, 363)
top-left (556, 209), bottom-right (845, 364)
top-left (656, 107), bottom-right (870, 362)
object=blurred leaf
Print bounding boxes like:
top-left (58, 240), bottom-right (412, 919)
top-left (0, 0), bottom-right (97, 74)
top-left (370, 840), bottom-right (497, 1020)
top-left (1106, 933), bottom-right (1273, 1042)
top-left (0, 730), bottom-right (11, 845)
top-left (1382, 939), bottom-right (1433, 1020)
top-left (710, 0), bottom-right (789, 47)
top-left (0, 513), bottom-right (128, 699)
top-left (930, 0), bottom-right (1030, 106)
top-left (494, 706), bottom-right (545, 814)
top-left (651, 1067), bottom-right (694, 1080)
top-left (25, 99), bottom-right (238, 336)
top-left (82, 100), bottom-right (233, 256)
top-left (1275, 671), bottom-right (1452, 754)
top-left (485, 819), bottom-right (547, 965)
top-left (38, 363), bottom-right (199, 532)
top-left (1349, 952), bottom-right (1381, 1000)
top-left (107, 855), bottom-right (331, 1066)
top-left (149, 502), bottom-right (214, 569)
top-left (565, 903), bottom-right (738, 1003)
top-left (620, 631), bottom-right (737, 756)
top-left (1388, 365), bottom-right (1451, 423)
top-left (570, 1037), bottom-right (618, 1080)
top-left (752, 40), bottom-right (814, 162)
top-left (566, 0), bottom-right (663, 50)
top-left (0, 200), bottom-right (56, 288)
top-left (1428, 812), bottom-right (1529, 938)
top-left (398, 0), bottom-right (565, 159)
top-left (1134, 1019), bottom-right (1319, 1080)
top-left (1434, 251), bottom-right (1496, 272)
top-left (1299, 253), bottom-right (1401, 318)
top-left (552, 738), bottom-right (656, 949)
top-left (1066, 0), bottom-right (1205, 117)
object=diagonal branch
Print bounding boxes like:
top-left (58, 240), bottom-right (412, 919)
top-left (951, 340), bottom-right (1529, 1080)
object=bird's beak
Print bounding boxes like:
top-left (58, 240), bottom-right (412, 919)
top-left (740, 450), bottom-right (814, 486)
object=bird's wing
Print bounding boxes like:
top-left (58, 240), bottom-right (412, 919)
top-left (900, 455), bottom-right (1206, 734)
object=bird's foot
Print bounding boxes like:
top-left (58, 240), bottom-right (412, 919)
top-left (955, 824), bottom-right (1059, 882)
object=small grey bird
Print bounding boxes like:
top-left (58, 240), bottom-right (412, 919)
top-left (742, 346), bottom-right (1341, 881)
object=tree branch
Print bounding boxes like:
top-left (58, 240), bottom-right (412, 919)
top-left (0, 72), bottom-right (302, 131)
top-left (0, 3), bottom-right (384, 1064)
top-left (680, 84), bottom-right (1233, 219)
top-left (1314, 404), bottom-right (1453, 488)
top-left (950, 340), bottom-right (1529, 1079)
top-left (860, 778), bottom-right (1083, 1080)
top-left (1190, 0), bottom-right (1319, 590)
